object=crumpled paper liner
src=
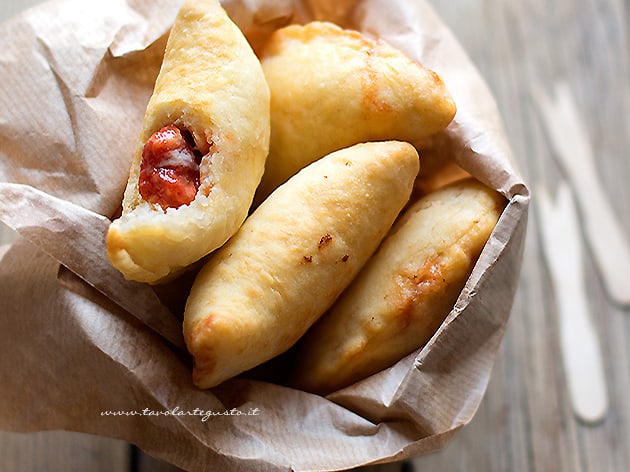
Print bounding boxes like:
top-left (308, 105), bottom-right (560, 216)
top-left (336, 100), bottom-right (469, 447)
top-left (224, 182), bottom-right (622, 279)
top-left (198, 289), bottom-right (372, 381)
top-left (0, 0), bottom-right (529, 470)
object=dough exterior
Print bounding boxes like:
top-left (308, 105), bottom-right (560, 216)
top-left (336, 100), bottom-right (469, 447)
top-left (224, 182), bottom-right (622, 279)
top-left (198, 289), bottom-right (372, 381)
top-left (292, 178), bottom-right (506, 395)
top-left (106, 0), bottom-right (270, 284)
top-left (183, 141), bottom-right (420, 389)
top-left (255, 21), bottom-right (456, 200)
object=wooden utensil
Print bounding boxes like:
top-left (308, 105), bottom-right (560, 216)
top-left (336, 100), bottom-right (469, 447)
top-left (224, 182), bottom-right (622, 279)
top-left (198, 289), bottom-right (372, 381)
top-left (533, 81), bottom-right (630, 306)
top-left (537, 182), bottom-right (609, 424)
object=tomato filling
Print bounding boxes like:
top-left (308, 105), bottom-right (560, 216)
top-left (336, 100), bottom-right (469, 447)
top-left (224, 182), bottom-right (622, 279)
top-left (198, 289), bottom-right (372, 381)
top-left (138, 125), bottom-right (203, 211)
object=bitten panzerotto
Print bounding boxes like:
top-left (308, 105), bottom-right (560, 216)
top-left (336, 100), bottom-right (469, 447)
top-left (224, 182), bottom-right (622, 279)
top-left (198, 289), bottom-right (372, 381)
top-left (106, 0), bottom-right (270, 284)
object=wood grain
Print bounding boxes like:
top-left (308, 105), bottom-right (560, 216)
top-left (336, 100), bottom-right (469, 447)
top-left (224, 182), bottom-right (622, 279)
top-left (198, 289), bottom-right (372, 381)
top-left (0, 431), bottom-right (129, 472)
top-left (1, 0), bottom-right (629, 471)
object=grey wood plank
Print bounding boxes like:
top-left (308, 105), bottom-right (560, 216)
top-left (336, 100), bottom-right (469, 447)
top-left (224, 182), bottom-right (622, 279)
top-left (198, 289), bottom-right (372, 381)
top-left (0, 431), bottom-right (130, 472)
top-left (133, 445), bottom-right (409, 471)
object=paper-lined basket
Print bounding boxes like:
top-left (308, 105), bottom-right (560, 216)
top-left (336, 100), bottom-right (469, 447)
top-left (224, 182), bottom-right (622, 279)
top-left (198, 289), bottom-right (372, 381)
top-left (0, 0), bottom-right (529, 470)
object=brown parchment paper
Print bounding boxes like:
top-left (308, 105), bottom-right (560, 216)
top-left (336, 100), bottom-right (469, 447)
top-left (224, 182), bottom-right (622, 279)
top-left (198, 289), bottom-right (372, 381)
top-left (0, 0), bottom-right (530, 470)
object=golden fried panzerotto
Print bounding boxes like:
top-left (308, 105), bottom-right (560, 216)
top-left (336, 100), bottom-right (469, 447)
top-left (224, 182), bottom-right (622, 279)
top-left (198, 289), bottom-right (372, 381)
top-left (255, 21), bottom-right (456, 201)
top-left (183, 141), bottom-right (420, 389)
top-left (106, 0), bottom-right (270, 284)
top-left (291, 178), bottom-right (506, 395)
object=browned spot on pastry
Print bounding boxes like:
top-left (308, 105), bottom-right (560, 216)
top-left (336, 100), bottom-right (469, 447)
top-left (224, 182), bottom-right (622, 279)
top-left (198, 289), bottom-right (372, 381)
top-left (341, 254), bottom-right (349, 262)
top-left (192, 355), bottom-right (216, 388)
top-left (202, 182), bottom-right (215, 197)
top-left (303, 255), bottom-right (313, 263)
top-left (189, 315), bottom-right (217, 388)
top-left (395, 255), bottom-right (445, 327)
top-left (318, 234), bottom-right (333, 249)
top-left (361, 47), bottom-right (394, 114)
top-left (427, 67), bottom-right (444, 86)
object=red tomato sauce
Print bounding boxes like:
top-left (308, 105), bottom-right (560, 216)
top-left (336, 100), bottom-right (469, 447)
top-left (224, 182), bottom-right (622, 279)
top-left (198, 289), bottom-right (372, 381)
top-left (138, 125), bottom-right (202, 210)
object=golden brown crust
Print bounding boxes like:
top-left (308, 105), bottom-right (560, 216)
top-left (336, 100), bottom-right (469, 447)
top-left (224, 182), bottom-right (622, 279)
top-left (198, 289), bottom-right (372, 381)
top-left (106, 0), bottom-right (270, 284)
top-left (291, 178), bottom-right (506, 395)
top-left (183, 141), bottom-right (420, 389)
top-left (255, 21), bottom-right (456, 201)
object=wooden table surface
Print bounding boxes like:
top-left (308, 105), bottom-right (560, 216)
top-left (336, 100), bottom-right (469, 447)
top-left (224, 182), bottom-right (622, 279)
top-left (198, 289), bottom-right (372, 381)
top-left (1, 0), bottom-right (629, 471)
